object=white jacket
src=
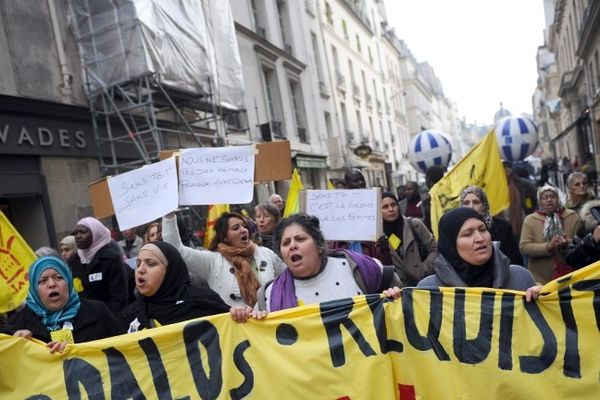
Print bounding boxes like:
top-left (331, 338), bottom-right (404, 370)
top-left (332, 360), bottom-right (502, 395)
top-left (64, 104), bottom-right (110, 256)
top-left (162, 215), bottom-right (286, 306)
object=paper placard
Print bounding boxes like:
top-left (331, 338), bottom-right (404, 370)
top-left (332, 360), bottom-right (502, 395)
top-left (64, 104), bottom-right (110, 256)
top-left (107, 157), bottom-right (178, 230)
top-left (178, 145), bottom-right (255, 205)
top-left (302, 189), bottom-right (381, 241)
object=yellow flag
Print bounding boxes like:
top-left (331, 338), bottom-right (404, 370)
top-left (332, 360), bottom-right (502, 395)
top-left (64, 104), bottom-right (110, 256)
top-left (0, 211), bottom-right (36, 312)
top-left (429, 129), bottom-right (509, 238)
top-left (283, 168), bottom-right (304, 217)
top-left (203, 204), bottom-right (230, 248)
top-left (327, 179), bottom-right (335, 190)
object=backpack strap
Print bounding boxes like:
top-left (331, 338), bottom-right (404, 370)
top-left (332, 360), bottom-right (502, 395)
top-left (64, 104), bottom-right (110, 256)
top-left (407, 218), bottom-right (427, 261)
top-left (256, 280), bottom-right (274, 311)
top-left (378, 264), bottom-right (396, 292)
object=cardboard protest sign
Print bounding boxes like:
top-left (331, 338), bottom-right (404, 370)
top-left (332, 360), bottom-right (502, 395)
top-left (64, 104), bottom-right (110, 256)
top-left (302, 188), bottom-right (381, 241)
top-left (178, 145), bottom-right (255, 205)
top-left (107, 157), bottom-right (178, 230)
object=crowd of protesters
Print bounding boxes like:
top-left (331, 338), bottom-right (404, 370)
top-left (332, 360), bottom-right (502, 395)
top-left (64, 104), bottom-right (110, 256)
top-left (4, 159), bottom-right (600, 354)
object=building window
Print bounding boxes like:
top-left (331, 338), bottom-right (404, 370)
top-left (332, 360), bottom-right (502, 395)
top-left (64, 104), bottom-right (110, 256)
top-left (368, 47), bottom-right (373, 64)
top-left (356, 110), bottom-right (364, 141)
top-left (311, 32), bottom-right (324, 82)
top-left (595, 50), bottom-right (600, 90)
top-left (325, 2), bottom-right (333, 25)
top-left (342, 19), bottom-right (349, 40)
top-left (324, 111), bottom-right (333, 138)
top-left (355, 34), bottom-right (361, 53)
top-left (262, 65), bottom-right (283, 135)
top-left (289, 78), bottom-right (309, 143)
top-left (277, 0), bottom-right (292, 54)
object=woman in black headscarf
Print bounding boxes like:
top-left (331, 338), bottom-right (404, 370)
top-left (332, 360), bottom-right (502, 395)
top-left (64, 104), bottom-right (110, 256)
top-left (417, 207), bottom-right (538, 295)
top-left (381, 192), bottom-right (437, 286)
top-left (119, 241), bottom-right (231, 332)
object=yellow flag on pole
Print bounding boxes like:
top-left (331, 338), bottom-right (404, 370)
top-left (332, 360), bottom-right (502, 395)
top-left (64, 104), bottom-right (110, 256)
top-left (0, 211), bottom-right (36, 312)
top-left (327, 179), bottom-right (335, 190)
top-left (283, 168), bottom-right (304, 217)
top-left (429, 129), bottom-right (509, 238)
top-left (203, 204), bottom-right (230, 248)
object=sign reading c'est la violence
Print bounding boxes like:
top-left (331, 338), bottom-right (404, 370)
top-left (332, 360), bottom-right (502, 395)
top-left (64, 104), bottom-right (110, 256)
top-left (302, 188), bottom-right (382, 241)
top-left (2, 262), bottom-right (600, 399)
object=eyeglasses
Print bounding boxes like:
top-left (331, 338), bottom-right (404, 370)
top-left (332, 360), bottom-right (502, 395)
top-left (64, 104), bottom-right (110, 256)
top-left (572, 181), bottom-right (588, 187)
top-left (541, 194), bottom-right (557, 200)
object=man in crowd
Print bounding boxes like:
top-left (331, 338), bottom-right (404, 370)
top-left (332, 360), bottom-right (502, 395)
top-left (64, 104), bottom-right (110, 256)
top-left (269, 193), bottom-right (285, 212)
top-left (118, 227), bottom-right (143, 259)
top-left (398, 181), bottom-right (423, 219)
top-left (503, 161), bottom-right (537, 239)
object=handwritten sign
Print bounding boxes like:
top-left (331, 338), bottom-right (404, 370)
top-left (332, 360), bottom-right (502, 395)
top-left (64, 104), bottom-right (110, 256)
top-left (107, 157), bottom-right (178, 230)
top-left (303, 189), bottom-right (381, 241)
top-left (178, 146), bottom-right (255, 205)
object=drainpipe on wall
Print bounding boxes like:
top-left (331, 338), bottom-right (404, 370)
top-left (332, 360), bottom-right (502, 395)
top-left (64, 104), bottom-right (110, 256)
top-left (48, 0), bottom-right (73, 103)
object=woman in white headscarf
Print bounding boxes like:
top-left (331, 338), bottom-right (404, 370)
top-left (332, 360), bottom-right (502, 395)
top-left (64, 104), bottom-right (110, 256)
top-left (519, 185), bottom-right (580, 284)
top-left (69, 217), bottom-right (129, 312)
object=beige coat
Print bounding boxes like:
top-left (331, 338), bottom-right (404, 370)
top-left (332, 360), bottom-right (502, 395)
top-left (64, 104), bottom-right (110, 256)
top-left (519, 209), bottom-right (580, 284)
top-left (388, 217), bottom-right (437, 286)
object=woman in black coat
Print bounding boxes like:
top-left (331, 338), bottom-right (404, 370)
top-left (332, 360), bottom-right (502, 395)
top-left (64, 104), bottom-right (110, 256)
top-left (3, 256), bottom-right (118, 353)
top-left (460, 186), bottom-right (524, 265)
top-left (70, 217), bottom-right (130, 312)
top-left (119, 241), bottom-right (231, 333)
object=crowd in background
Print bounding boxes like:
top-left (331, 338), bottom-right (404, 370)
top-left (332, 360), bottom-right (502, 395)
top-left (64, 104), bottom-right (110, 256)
top-left (5, 157), bottom-right (600, 354)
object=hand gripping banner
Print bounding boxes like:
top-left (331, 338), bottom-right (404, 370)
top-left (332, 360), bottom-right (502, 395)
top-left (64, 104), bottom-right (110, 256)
top-left (2, 262), bottom-right (600, 399)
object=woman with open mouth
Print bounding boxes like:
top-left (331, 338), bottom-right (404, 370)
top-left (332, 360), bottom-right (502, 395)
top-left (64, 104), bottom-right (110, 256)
top-left (162, 212), bottom-right (286, 308)
top-left (3, 256), bottom-right (118, 354)
top-left (119, 241), bottom-right (235, 333)
top-left (418, 207), bottom-right (540, 297)
top-left (253, 213), bottom-right (402, 312)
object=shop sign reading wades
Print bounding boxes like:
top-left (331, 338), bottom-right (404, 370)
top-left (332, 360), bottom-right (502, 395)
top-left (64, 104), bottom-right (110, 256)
top-left (0, 123), bottom-right (87, 151)
top-left (0, 113), bottom-right (138, 158)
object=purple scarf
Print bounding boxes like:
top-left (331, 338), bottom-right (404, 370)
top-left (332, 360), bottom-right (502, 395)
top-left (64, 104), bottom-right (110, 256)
top-left (269, 249), bottom-right (382, 311)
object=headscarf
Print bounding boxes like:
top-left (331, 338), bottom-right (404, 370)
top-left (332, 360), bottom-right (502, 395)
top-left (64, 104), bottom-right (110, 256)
top-left (536, 185), bottom-right (565, 241)
top-left (25, 256), bottom-right (81, 331)
top-left (459, 186), bottom-right (493, 229)
top-left (59, 235), bottom-right (76, 252)
top-left (76, 217), bottom-right (112, 264)
top-left (135, 241), bottom-right (229, 328)
top-left (381, 192), bottom-right (404, 240)
top-left (437, 207), bottom-right (494, 287)
top-left (217, 242), bottom-right (260, 307)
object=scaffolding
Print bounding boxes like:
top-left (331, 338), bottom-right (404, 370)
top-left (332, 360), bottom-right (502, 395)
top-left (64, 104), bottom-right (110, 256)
top-left (70, 0), bottom-right (249, 176)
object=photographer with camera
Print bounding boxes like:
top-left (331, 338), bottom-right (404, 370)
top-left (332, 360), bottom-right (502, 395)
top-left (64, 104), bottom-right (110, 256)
top-left (565, 201), bottom-right (600, 269)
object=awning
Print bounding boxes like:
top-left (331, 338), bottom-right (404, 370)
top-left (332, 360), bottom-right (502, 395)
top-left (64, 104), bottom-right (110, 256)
top-left (294, 154), bottom-right (327, 169)
top-left (348, 153), bottom-right (372, 168)
top-left (550, 110), bottom-right (589, 144)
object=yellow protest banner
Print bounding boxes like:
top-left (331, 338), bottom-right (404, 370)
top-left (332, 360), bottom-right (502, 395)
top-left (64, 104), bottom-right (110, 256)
top-left (429, 129), bottom-right (509, 238)
top-left (2, 262), bottom-right (600, 399)
top-left (0, 211), bottom-right (35, 312)
top-left (283, 168), bottom-right (303, 217)
top-left (204, 204), bottom-right (230, 248)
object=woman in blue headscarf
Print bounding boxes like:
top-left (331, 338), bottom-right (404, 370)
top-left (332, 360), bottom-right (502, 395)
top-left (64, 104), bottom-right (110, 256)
top-left (3, 256), bottom-right (118, 353)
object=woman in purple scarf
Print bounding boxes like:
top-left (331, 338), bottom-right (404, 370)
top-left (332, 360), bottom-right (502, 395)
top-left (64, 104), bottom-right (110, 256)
top-left (248, 213), bottom-right (402, 313)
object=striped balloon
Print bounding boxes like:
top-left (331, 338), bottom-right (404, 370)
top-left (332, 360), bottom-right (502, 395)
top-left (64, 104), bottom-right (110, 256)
top-left (408, 130), bottom-right (452, 174)
top-left (494, 116), bottom-right (538, 162)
